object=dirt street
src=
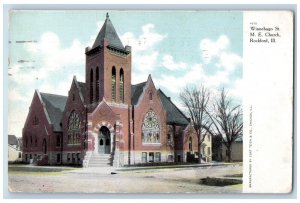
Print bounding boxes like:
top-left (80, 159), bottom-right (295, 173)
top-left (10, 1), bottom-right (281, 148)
top-left (8, 164), bottom-right (243, 193)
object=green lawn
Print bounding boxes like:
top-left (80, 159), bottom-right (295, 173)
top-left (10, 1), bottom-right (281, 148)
top-left (8, 165), bottom-right (77, 176)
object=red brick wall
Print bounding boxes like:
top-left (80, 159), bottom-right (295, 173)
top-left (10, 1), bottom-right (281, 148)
top-left (62, 79), bottom-right (86, 152)
top-left (132, 78), bottom-right (168, 152)
top-left (103, 41), bottom-right (132, 105)
top-left (86, 40), bottom-right (132, 107)
top-left (86, 48), bottom-right (104, 105)
top-left (22, 91), bottom-right (60, 156)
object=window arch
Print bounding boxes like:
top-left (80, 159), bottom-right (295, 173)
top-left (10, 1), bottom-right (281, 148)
top-left (90, 69), bottom-right (94, 103)
top-left (120, 68), bottom-right (124, 103)
top-left (112, 66), bottom-right (116, 102)
top-left (68, 111), bottom-right (81, 145)
top-left (96, 67), bottom-right (99, 101)
top-left (142, 110), bottom-right (160, 144)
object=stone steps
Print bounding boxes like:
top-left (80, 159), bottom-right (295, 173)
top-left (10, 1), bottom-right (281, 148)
top-left (88, 153), bottom-right (112, 167)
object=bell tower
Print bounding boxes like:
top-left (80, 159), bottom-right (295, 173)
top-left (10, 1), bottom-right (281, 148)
top-left (85, 13), bottom-right (132, 108)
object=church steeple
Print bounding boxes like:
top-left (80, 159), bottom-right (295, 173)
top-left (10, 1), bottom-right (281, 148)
top-left (86, 13), bottom-right (131, 108)
top-left (92, 13), bottom-right (124, 50)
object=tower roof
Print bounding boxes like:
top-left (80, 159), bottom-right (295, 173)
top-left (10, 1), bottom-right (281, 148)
top-left (92, 13), bottom-right (124, 50)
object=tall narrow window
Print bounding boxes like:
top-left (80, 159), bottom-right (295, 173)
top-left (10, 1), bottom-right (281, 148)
top-left (90, 69), bottom-right (94, 103)
top-left (189, 137), bottom-right (192, 151)
top-left (42, 139), bottom-right (47, 154)
top-left (68, 111), bottom-right (81, 145)
top-left (96, 67), bottom-right (99, 101)
top-left (112, 66), bottom-right (116, 102)
top-left (120, 68), bottom-right (124, 103)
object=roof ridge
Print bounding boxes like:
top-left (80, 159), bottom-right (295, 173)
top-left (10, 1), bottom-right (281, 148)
top-left (40, 92), bottom-right (68, 98)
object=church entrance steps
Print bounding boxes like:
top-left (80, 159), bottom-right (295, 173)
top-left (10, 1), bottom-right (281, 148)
top-left (87, 153), bottom-right (112, 167)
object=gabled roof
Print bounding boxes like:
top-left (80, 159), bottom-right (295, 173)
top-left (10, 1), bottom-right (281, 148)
top-left (158, 89), bottom-right (190, 126)
top-left (40, 93), bottom-right (68, 132)
top-left (8, 134), bottom-right (18, 146)
top-left (130, 79), bottom-right (190, 126)
top-left (92, 13), bottom-right (124, 50)
top-left (131, 81), bottom-right (147, 105)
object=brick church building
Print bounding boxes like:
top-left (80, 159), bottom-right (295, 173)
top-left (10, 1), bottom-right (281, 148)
top-left (22, 13), bottom-right (212, 167)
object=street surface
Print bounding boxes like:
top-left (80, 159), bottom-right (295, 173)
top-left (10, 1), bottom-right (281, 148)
top-left (8, 163), bottom-right (242, 193)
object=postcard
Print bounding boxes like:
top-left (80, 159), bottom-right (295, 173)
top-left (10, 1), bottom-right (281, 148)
top-left (7, 10), bottom-right (293, 194)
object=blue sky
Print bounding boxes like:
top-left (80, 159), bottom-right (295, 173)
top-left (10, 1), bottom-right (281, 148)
top-left (8, 11), bottom-right (243, 137)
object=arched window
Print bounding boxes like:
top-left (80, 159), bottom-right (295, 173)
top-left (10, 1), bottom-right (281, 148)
top-left (96, 67), bottom-right (99, 101)
top-left (112, 66), bottom-right (116, 102)
top-left (35, 137), bottom-right (38, 147)
top-left (149, 92), bottom-right (153, 100)
top-left (120, 68), bottom-right (124, 103)
top-left (142, 110), bottom-right (160, 144)
top-left (30, 136), bottom-right (33, 146)
top-left (42, 139), bottom-right (47, 154)
top-left (90, 69), bottom-right (94, 103)
top-left (189, 137), bottom-right (192, 151)
top-left (68, 111), bottom-right (81, 145)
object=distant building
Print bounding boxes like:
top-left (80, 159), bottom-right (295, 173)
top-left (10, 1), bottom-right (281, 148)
top-left (22, 13), bottom-right (211, 167)
top-left (185, 124), bottom-right (212, 163)
top-left (212, 135), bottom-right (243, 162)
top-left (8, 135), bottom-right (22, 163)
top-left (221, 137), bottom-right (243, 162)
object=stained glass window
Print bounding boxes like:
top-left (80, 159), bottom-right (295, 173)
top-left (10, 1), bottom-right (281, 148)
top-left (142, 111), bottom-right (160, 144)
top-left (68, 111), bottom-right (81, 144)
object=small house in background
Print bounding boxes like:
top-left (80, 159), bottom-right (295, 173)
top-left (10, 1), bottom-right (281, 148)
top-left (8, 135), bottom-right (22, 163)
top-left (212, 136), bottom-right (243, 162)
top-left (184, 124), bottom-right (212, 163)
top-left (221, 137), bottom-right (243, 162)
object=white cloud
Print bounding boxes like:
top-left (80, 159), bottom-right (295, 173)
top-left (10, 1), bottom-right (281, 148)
top-left (121, 24), bottom-right (167, 52)
top-left (200, 35), bottom-right (230, 63)
top-left (229, 78), bottom-right (244, 99)
top-left (205, 70), bottom-right (230, 88)
top-left (121, 23), bottom-right (167, 83)
top-left (162, 54), bottom-right (187, 70)
top-left (134, 51), bottom-right (159, 72)
top-left (155, 64), bottom-right (205, 93)
top-left (9, 88), bottom-right (28, 102)
top-left (217, 52), bottom-right (243, 71)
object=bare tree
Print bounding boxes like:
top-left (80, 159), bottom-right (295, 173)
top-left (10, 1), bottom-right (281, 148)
top-left (180, 86), bottom-right (211, 164)
top-left (206, 88), bottom-right (243, 162)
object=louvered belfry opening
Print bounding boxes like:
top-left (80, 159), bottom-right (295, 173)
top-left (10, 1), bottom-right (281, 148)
top-left (120, 68), bottom-right (124, 103)
top-left (112, 66), bottom-right (116, 102)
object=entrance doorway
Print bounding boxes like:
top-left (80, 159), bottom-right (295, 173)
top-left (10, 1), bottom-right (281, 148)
top-left (98, 126), bottom-right (110, 154)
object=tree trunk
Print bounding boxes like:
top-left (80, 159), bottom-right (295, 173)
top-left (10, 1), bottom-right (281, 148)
top-left (198, 141), bottom-right (202, 164)
top-left (227, 145), bottom-right (232, 162)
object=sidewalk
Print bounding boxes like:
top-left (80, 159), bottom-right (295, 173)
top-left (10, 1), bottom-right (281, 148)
top-left (65, 162), bottom-right (242, 174)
